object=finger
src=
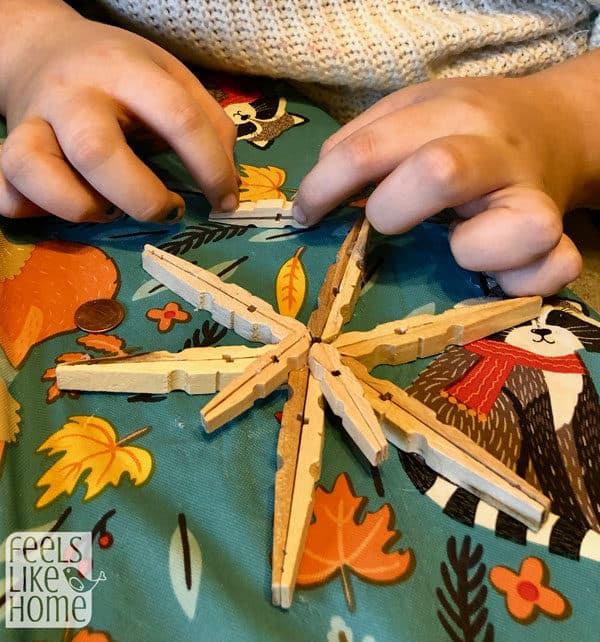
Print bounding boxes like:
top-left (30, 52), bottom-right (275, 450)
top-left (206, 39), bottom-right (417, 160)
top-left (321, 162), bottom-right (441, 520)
top-left (319, 82), bottom-right (430, 158)
top-left (364, 135), bottom-right (525, 235)
top-left (50, 93), bottom-right (185, 223)
top-left (0, 118), bottom-right (109, 222)
top-left (158, 54), bottom-right (238, 160)
top-left (108, 61), bottom-right (238, 210)
top-left (293, 101), bottom-right (482, 225)
top-left (449, 186), bottom-right (563, 272)
top-left (0, 139), bottom-right (46, 218)
top-left (491, 234), bottom-right (582, 297)
top-left (0, 169), bottom-right (46, 218)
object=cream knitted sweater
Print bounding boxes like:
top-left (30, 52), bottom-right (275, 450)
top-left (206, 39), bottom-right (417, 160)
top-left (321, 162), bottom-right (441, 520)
top-left (97, 1), bottom-right (600, 122)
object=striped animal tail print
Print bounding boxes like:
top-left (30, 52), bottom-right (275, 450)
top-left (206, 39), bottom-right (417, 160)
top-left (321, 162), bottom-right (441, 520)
top-left (399, 451), bottom-right (600, 562)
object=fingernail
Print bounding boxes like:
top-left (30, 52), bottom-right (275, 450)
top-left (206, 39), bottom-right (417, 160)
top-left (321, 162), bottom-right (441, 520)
top-left (104, 204), bottom-right (122, 219)
top-left (220, 193), bottom-right (238, 212)
top-left (164, 206), bottom-right (185, 223)
top-left (292, 203), bottom-right (307, 225)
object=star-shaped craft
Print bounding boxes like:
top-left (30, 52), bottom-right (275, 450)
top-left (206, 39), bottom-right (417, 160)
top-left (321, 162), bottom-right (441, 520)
top-left (57, 216), bottom-right (549, 608)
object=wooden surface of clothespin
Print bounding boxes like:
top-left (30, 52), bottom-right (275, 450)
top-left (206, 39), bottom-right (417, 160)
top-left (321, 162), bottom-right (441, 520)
top-left (143, 244), bottom-right (305, 344)
top-left (307, 216), bottom-right (370, 342)
top-left (201, 331), bottom-right (311, 432)
top-left (308, 343), bottom-right (387, 465)
top-left (209, 198), bottom-right (307, 229)
top-left (56, 345), bottom-right (275, 395)
top-left (333, 296), bottom-right (543, 369)
top-left (272, 367), bottom-right (325, 608)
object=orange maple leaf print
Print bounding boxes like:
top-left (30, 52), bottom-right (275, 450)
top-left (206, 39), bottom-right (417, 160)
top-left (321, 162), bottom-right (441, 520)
top-left (297, 472), bottom-right (414, 610)
top-left (70, 628), bottom-right (116, 642)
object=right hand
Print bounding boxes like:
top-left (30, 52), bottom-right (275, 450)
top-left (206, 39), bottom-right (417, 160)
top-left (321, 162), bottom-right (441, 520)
top-left (0, 9), bottom-right (238, 223)
top-left (293, 74), bottom-right (586, 296)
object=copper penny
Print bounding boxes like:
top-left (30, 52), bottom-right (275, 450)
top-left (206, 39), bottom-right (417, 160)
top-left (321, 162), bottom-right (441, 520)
top-left (74, 299), bottom-right (125, 333)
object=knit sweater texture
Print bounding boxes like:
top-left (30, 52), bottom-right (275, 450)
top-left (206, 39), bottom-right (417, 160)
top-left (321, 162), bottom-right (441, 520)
top-left (97, 1), bottom-right (600, 122)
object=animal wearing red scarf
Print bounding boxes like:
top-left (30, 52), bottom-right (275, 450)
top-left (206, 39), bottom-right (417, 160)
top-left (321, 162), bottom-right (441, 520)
top-left (405, 300), bottom-right (600, 552)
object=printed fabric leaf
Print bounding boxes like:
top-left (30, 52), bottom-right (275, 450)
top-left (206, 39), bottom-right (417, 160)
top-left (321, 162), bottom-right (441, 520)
top-left (35, 417), bottom-right (153, 508)
top-left (207, 256), bottom-right (249, 281)
top-left (0, 231), bottom-right (34, 280)
top-left (169, 513), bottom-right (202, 620)
top-left (276, 247), bottom-right (307, 317)
top-left (42, 352), bottom-right (90, 403)
top-left (297, 472), bottom-right (414, 610)
top-left (406, 302), bottom-right (436, 317)
top-left (158, 223), bottom-right (248, 256)
top-left (437, 536), bottom-right (494, 642)
top-left (0, 379), bottom-right (21, 468)
top-left (360, 271), bottom-right (378, 299)
top-left (70, 629), bottom-right (116, 642)
top-left (249, 229), bottom-right (301, 243)
top-left (77, 334), bottom-right (128, 356)
top-left (238, 164), bottom-right (287, 201)
top-left (0, 577), bottom-right (5, 623)
top-left (132, 277), bottom-right (164, 301)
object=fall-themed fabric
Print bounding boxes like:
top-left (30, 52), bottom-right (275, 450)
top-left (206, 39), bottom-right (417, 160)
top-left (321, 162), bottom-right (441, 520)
top-left (442, 338), bottom-right (587, 417)
top-left (1, 78), bottom-right (600, 642)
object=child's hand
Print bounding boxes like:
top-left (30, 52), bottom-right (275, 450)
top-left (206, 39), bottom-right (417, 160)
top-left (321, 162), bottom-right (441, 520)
top-left (293, 75), bottom-right (587, 296)
top-left (0, 6), bottom-right (238, 223)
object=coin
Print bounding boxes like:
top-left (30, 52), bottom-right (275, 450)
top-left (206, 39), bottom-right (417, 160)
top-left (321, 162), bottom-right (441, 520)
top-left (74, 299), bottom-right (125, 333)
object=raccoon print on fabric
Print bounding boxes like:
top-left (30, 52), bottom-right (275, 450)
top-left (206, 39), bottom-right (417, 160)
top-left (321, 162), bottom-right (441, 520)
top-left (403, 298), bottom-right (600, 562)
top-left (224, 95), bottom-right (308, 149)
top-left (204, 73), bottom-right (308, 149)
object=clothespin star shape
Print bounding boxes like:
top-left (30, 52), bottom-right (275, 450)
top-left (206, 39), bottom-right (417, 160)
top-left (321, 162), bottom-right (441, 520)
top-left (56, 216), bottom-right (549, 609)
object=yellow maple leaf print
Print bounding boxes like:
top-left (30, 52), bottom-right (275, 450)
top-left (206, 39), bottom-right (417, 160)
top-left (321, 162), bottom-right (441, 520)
top-left (238, 164), bottom-right (287, 202)
top-left (0, 379), bottom-right (21, 468)
top-left (0, 229), bottom-right (34, 281)
top-left (35, 417), bottom-right (153, 508)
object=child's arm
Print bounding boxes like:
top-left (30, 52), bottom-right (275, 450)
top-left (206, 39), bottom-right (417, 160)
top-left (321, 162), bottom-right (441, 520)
top-left (293, 52), bottom-right (600, 296)
top-left (0, 0), bottom-right (238, 223)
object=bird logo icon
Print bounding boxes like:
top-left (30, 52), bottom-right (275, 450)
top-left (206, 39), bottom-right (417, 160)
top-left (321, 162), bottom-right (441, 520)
top-left (63, 567), bottom-right (107, 593)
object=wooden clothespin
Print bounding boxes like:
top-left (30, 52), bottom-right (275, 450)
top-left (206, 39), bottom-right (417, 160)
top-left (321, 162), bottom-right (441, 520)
top-left (143, 244), bottom-right (305, 343)
top-left (272, 216), bottom-right (387, 608)
top-left (209, 198), bottom-right (307, 229)
top-left (308, 342), bottom-right (387, 466)
top-left (201, 331), bottom-right (310, 431)
top-left (304, 215), bottom-right (388, 466)
top-left (272, 367), bottom-right (325, 608)
top-left (333, 296), bottom-right (543, 369)
top-left (58, 245), bottom-right (310, 432)
top-left (344, 357), bottom-right (550, 530)
top-left (307, 215), bottom-right (370, 342)
top-left (56, 345), bottom-right (275, 395)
